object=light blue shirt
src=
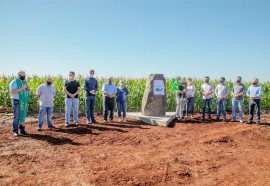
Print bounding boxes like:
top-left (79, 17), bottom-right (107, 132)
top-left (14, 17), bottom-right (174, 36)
top-left (102, 83), bottom-right (117, 96)
top-left (9, 80), bottom-right (19, 100)
top-left (246, 84), bottom-right (263, 99)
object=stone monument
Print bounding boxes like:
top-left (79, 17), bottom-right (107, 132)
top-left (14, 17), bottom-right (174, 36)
top-left (141, 74), bottom-right (166, 116)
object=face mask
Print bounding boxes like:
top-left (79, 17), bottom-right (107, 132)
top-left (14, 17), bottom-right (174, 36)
top-left (204, 79), bottom-right (209, 83)
top-left (236, 80), bottom-right (241, 83)
top-left (47, 82), bottom-right (52, 86)
top-left (220, 80), bottom-right (224, 83)
top-left (19, 76), bottom-right (25, 80)
top-left (253, 83), bottom-right (257, 86)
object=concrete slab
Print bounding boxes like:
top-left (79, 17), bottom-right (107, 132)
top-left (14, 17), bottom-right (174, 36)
top-left (126, 112), bottom-right (176, 127)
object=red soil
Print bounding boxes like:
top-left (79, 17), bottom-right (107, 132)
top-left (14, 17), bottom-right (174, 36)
top-left (0, 114), bottom-right (270, 186)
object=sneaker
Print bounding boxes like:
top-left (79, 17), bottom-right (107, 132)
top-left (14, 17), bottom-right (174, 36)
top-left (240, 120), bottom-right (244, 123)
top-left (13, 133), bottom-right (18, 137)
top-left (231, 119), bottom-right (236, 122)
top-left (256, 122), bottom-right (260, 126)
top-left (92, 120), bottom-right (98, 124)
top-left (65, 122), bottom-right (70, 127)
top-left (21, 131), bottom-right (30, 136)
top-left (216, 118), bottom-right (220, 121)
top-left (49, 126), bottom-right (56, 129)
top-left (37, 128), bottom-right (42, 131)
top-left (87, 120), bottom-right (92, 124)
top-left (103, 120), bottom-right (107, 124)
top-left (75, 122), bottom-right (79, 126)
top-left (110, 119), bottom-right (113, 123)
top-left (247, 121), bottom-right (252, 124)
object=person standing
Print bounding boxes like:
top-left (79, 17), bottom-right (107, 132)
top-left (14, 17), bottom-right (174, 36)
top-left (200, 76), bottom-right (214, 120)
top-left (246, 78), bottom-right (263, 125)
top-left (102, 77), bottom-right (117, 123)
top-left (64, 71), bottom-right (80, 127)
top-left (215, 77), bottom-right (229, 121)
top-left (185, 78), bottom-right (196, 119)
top-left (116, 80), bottom-right (129, 123)
top-left (84, 69), bottom-right (98, 124)
top-left (175, 77), bottom-right (187, 120)
top-left (9, 71), bottom-right (31, 137)
top-left (175, 77), bottom-right (182, 119)
top-left (231, 76), bottom-right (246, 123)
top-left (36, 77), bottom-right (56, 131)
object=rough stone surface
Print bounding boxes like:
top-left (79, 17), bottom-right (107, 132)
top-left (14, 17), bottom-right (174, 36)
top-left (141, 74), bottom-right (166, 116)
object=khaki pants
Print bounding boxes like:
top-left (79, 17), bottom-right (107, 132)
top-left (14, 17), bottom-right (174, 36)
top-left (176, 97), bottom-right (187, 118)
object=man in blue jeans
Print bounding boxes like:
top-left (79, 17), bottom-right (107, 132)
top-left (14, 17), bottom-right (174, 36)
top-left (64, 71), bottom-right (80, 127)
top-left (246, 78), bottom-right (263, 126)
top-left (102, 77), bottom-right (117, 123)
top-left (9, 71), bottom-right (31, 137)
top-left (36, 77), bottom-right (56, 131)
top-left (231, 76), bottom-right (246, 123)
top-left (215, 77), bottom-right (228, 121)
top-left (200, 76), bottom-right (214, 120)
top-left (84, 69), bottom-right (98, 124)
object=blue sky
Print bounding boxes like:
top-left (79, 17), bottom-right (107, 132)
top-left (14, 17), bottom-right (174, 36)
top-left (0, 0), bottom-right (269, 82)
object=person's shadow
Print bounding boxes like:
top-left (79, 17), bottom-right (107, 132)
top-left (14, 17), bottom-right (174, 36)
top-left (27, 134), bottom-right (82, 146)
top-left (54, 125), bottom-right (99, 135)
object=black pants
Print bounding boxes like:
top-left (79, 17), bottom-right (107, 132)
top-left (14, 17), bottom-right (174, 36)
top-left (103, 97), bottom-right (115, 121)
top-left (249, 99), bottom-right (261, 122)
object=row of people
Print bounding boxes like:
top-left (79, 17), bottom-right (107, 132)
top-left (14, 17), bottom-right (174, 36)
top-left (9, 70), bottom-right (129, 136)
top-left (175, 76), bottom-right (263, 125)
top-left (9, 70), bottom-right (263, 137)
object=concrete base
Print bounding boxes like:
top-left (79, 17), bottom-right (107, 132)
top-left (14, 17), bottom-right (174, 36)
top-left (126, 112), bottom-right (176, 127)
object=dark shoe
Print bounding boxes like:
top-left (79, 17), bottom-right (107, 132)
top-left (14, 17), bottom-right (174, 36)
top-left (49, 126), bottom-right (56, 129)
top-left (92, 120), bottom-right (99, 124)
top-left (231, 119), bottom-right (237, 122)
top-left (110, 119), bottom-right (113, 123)
top-left (37, 128), bottom-right (42, 131)
top-left (256, 122), bottom-right (260, 126)
top-left (247, 121), bottom-right (253, 124)
top-left (222, 119), bottom-right (227, 122)
top-left (216, 118), bottom-right (220, 121)
top-left (21, 131), bottom-right (30, 136)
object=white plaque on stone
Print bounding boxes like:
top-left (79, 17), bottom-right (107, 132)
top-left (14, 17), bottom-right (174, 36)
top-left (153, 80), bottom-right (165, 96)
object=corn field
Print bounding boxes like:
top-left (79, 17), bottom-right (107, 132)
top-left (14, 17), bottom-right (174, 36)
top-left (0, 75), bottom-right (269, 113)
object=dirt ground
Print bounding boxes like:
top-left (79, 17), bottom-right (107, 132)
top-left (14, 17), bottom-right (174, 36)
top-left (0, 113), bottom-right (270, 186)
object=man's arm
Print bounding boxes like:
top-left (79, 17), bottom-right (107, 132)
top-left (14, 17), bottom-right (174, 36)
top-left (64, 86), bottom-right (74, 98)
top-left (246, 86), bottom-right (251, 97)
top-left (10, 83), bottom-right (28, 94)
top-left (83, 79), bottom-right (89, 92)
top-left (95, 79), bottom-right (98, 92)
top-left (110, 86), bottom-right (117, 97)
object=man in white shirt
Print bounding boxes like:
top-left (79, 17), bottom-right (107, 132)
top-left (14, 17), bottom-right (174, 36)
top-left (200, 76), bottom-right (214, 120)
top-left (215, 77), bottom-right (229, 121)
top-left (36, 77), bottom-right (56, 131)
